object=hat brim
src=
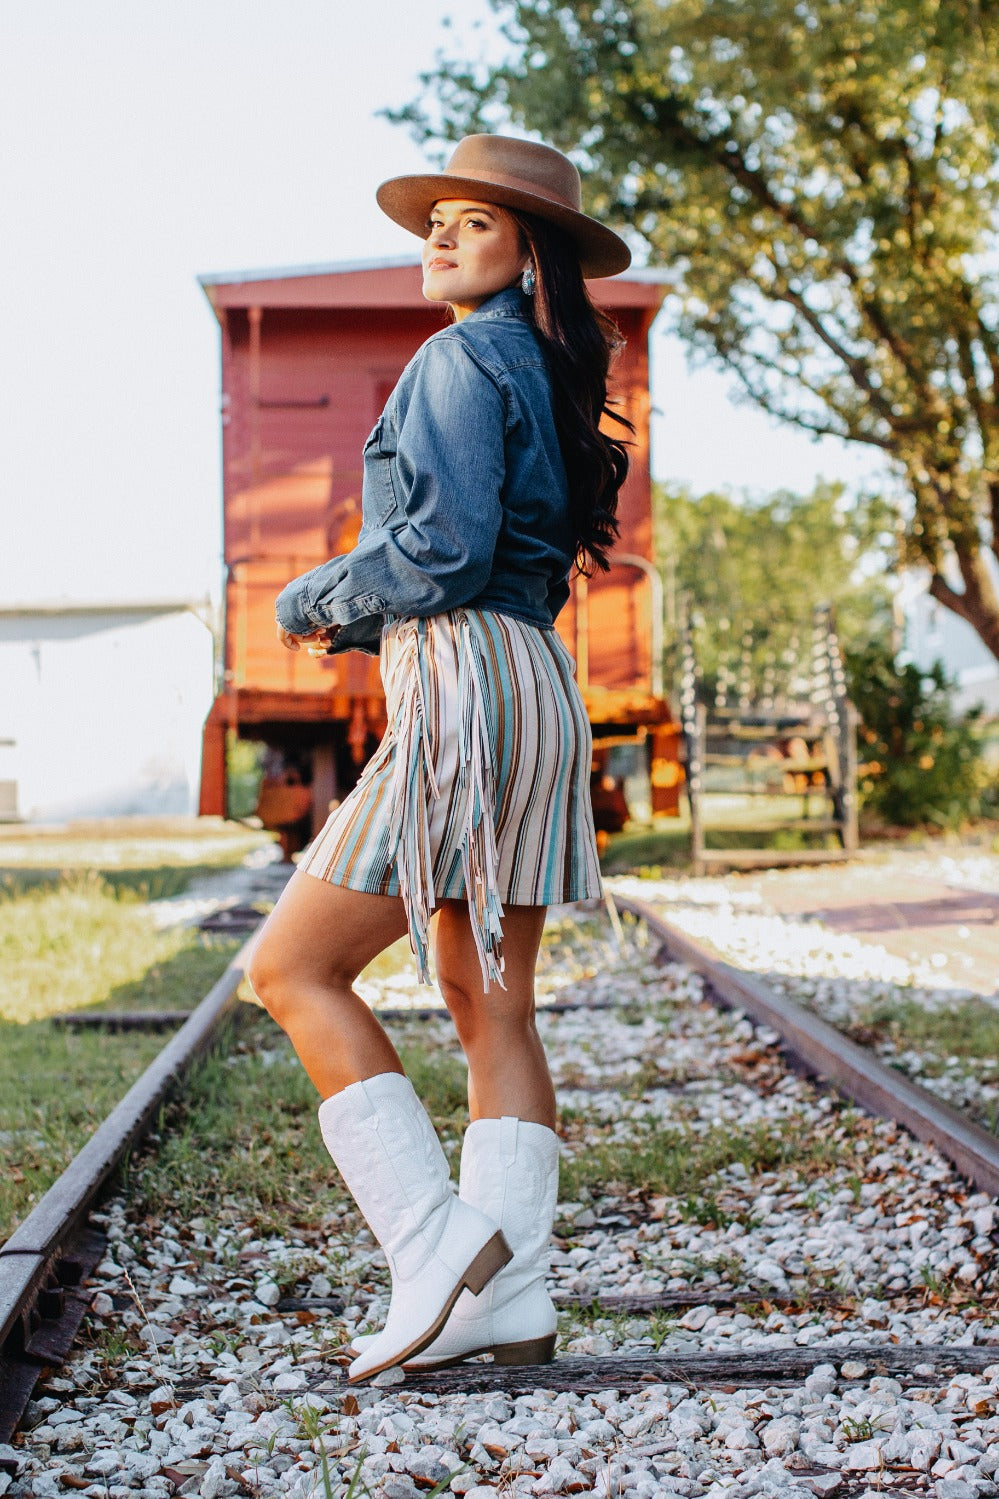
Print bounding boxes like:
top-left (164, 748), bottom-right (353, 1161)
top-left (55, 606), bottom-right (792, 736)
top-left (376, 172), bottom-right (632, 280)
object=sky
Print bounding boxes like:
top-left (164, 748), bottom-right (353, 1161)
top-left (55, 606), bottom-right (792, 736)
top-left (1, 0), bottom-right (891, 608)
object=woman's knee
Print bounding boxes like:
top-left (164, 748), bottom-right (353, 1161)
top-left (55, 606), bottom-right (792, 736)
top-left (439, 973), bottom-right (536, 1048)
top-left (436, 972), bottom-right (476, 1035)
top-left (245, 932), bottom-right (293, 1021)
top-left (247, 932), bottom-right (344, 1027)
top-left (248, 878), bottom-right (408, 1022)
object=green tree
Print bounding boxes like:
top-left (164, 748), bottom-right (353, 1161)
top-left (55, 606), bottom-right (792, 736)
top-left (656, 478), bottom-right (893, 687)
top-left (397, 0), bottom-right (999, 656)
top-left (845, 645), bottom-right (992, 827)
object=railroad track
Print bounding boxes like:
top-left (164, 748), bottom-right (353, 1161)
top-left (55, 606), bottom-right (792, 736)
top-left (613, 893), bottom-right (999, 1200)
top-left (3, 883), bottom-right (998, 1490)
top-left (0, 933), bottom-right (264, 1448)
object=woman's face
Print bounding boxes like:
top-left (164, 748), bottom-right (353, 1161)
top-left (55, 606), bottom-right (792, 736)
top-left (421, 199), bottom-right (528, 320)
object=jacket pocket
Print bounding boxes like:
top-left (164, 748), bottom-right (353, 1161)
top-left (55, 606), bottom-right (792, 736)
top-left (361, 417), bottom-right (399, 528)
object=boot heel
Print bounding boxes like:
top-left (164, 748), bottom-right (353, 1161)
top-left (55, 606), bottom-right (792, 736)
top-left (462, 1230), bottom-right (512, 1295)
top-left (493, 1333), bottom-right (557, 1366)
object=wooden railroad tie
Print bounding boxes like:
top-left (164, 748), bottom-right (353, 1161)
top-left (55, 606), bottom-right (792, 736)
top-left (311, 1341), bottom-right (999, 1398)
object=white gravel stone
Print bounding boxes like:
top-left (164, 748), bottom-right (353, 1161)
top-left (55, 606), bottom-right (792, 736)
top-left (761, 1417), bottom-right (801, 1455)
top-left (531, 1455), bottom-right (589, 1493)
top-left (840, 1438), bottom-right (887, 1470)
top-left (803, 1478), bottom-right (843, 1497)
top-left (9, 877), bottom-right (999, 1499)
top-left (167, 1274), bottom-right (200, 1296)
top-left (680, 1305), bottom-right (716, 1331)
top-left (198, 1458), bottom-right (230, 1498)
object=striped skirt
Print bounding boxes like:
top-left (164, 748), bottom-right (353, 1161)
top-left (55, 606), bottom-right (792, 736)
top-left (298, 609), bottom-right (602, 989)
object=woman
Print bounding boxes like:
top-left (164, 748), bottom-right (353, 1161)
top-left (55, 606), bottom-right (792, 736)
top-left (248, 134), bottom-right (632, 1384)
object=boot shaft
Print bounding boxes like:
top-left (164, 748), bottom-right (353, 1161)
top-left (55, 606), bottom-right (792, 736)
top-left (318, 1072), bottom-right (454, 1273)
top-left (459, 1116), bottom-right (559, 1264)
top-left (316, 1071), bottom-right (512, 1381)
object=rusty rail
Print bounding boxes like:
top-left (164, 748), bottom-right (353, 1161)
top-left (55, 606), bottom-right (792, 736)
top-left (0, 934), bottom-right (257, 1442)
top-left (614, 892), bottom-right (999, 1198)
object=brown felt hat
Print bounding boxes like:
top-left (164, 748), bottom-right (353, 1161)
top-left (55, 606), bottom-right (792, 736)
top-left (376, 134), bottom-right (631, 280)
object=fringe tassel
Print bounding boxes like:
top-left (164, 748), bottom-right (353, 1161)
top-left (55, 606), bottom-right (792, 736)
top-left (457, 614), bottom-right (506, 990)
top-left (383, 612), bottom-right (506, 990)
top-left (385, 620), bottom-right (439, 983)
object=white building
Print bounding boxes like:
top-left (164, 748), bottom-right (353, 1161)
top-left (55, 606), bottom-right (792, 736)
top-left (0, 602), bottom-right (215, 822)
top-left (899, 573), bottom-right (999, 718)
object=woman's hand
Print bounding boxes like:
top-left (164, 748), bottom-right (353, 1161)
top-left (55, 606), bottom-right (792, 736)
top-left (276, 624), bottom-right (340, 655)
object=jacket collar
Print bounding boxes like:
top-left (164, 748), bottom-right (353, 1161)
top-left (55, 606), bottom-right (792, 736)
top-left (462, 286), bottom-right (531, 323)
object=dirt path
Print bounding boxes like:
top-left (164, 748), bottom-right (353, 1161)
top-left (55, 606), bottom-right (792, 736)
top-left (739, 853), bottom-right (999, 997)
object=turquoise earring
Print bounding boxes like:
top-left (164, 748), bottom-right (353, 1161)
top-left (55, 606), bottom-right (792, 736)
top-left (521, 265), bottom-right (536, 296)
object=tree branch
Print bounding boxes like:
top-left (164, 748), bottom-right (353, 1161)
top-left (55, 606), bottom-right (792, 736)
top-left (774, 283), bottom-right (899, 428)
top-left (643, 95), bottom-right (941, 411)
top-left (718, 347), bottom-right (896, 449)
top-left (958, 281), bottom-right (999, 405)
top-left (956, 328), bottom-right (992, 459)
top-left (927, 570), bottom-right (975, 624)
top-left (953, 531), bottom-right (999, 652)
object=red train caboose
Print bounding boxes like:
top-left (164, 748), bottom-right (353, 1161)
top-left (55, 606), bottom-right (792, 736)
top-left (197, 257), bottom-right (679, 837)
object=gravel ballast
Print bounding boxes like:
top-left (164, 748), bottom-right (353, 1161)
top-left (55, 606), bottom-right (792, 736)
top-left (5, 862), bottom-right (999, 1497)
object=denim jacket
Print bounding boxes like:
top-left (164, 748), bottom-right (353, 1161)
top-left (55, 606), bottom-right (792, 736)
top-left (274, 287), bottom-right (574, 654)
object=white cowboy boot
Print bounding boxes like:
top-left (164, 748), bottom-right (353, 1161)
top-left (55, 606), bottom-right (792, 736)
top-left (351, 1115), bottom-right (559, 1368)
top-left (318, 1072), bottom-right (511, 1383)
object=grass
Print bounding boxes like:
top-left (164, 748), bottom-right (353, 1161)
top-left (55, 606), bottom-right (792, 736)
top-left (0, 818), bottom-right (447, 1247)
top-left (849, 995), bottom-right (999, 1136)
top-left (0, 871), bottom-right (245, 1022)
top-left (0, 1020), bottom-right (172, 1242)
top-left (0, 818), bottom-right (268, 871)
top-left (0, 934), bottom-right (244, 1242)
top-left (128, 1012), bottom-right (328, 1234)
top-left (0, 823), bottom-right (269, 1243)
top-left (563, 1302), bottom-right (681, 1349)
top-left (558, 1113), bottom-right (846, 1203)
top-left (0, 861), bottom-right (258, 901)
top-left (600, 796), bottom-right (844, 874)
top-left (855, 995), bottom-right (999, 1063)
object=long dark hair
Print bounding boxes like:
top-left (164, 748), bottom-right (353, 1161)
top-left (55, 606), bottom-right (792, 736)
top-left (510, 210), bottom-right (632, 575)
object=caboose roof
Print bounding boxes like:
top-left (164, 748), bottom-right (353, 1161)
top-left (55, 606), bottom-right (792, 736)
top-left (198, 255), bottom-right (670, 317)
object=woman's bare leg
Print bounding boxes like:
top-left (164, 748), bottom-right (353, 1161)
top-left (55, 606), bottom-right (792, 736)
top-left (433, 901), bottom-right (554, 1128)
top-left (247, 871), bottom-right (411, 1097)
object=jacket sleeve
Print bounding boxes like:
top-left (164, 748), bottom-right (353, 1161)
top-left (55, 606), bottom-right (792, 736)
top-left (275, 335), bottom-right (506, 634)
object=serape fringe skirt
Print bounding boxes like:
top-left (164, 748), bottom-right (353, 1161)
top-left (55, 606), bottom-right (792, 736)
top-left (298, 609), bottom-right (602, 989)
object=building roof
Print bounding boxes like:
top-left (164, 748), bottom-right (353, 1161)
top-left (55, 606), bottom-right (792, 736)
top-left (198, 254), bottom-right (672, 316)
top-left (198, 254), bottom-right (424, 288)
top-left (0, 598), bottom-right (213, 619)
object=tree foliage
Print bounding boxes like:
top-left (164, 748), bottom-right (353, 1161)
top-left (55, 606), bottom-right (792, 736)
top-left (396, 0), bottom-right (999, 657)
top-left (658, 481), bottom-right (990, 829)
top-left (656, 478), bottom-right (893, 687)
top-left (845, 645), bottom-right (993, 827)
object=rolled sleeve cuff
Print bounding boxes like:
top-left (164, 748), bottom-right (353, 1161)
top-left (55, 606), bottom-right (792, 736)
top-left (274, 579), bottom-right (321, 635)
top-left (276, 555), bottom-right (392, 633)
